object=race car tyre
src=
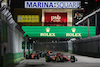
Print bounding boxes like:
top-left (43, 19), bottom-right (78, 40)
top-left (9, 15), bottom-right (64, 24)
top-left (37, 56), bottom-right (39, 59)
top-left (26, 55), bottom-right (29, 59)
top-left (34, 56), bottom-right (36, 59)
top-left (70, 56), bottom-right (75, 63)
top-left (45, 58), bottom-right (50, 62)
top-left (70, 59), bottom-right (75, 63)
top-left (60, 59), bottom-right (64, 62)
top-left (56, 58), bottom-right (59, 62)
top-left (46, 60), bottom-right (50, 62)
top-left (71, 61), bottom-right (75, 63)
top-left (46, 59), bottom-right (50, 62)
top-left (60, 57), bottom-right (64, 62)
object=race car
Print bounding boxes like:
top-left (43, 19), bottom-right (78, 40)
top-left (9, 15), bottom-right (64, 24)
top-left (41, 51), bottom-right (47, 57)
top-left (70, 55), bottom-right (77, 63)
top-left (45, 52), bottom-right (56, 62)
top-left (47, 50), bottom-right (52, 54)
top-left (45, 52), bottom-right (70, 62)
top-left (31, 53), bottom-right (40, 59)
top-left (26, 51), bottom-right (40, 59)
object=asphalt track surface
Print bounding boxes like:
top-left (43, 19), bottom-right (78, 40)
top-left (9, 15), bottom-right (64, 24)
top-left (9, 52), bottom-right (100, 67)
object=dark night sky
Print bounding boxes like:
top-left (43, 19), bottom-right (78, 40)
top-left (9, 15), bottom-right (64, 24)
top-left (81, 0), bottom-right (100, 15)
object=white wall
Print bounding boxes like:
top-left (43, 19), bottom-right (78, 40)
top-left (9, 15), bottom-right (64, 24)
top-left (1, 25), bottom-right (33, 56)
top-left (7, 26), bottom-right (24, 53)
top-left (7, 26), bottom-right (33, 54)
top-left (42, 9), bottom-right (72, 26)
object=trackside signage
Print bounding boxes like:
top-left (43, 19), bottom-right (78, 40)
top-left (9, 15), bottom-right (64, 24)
top-left (25, 1), bottom-right (81, 9)
top-left (22, 26), bottom-right (96, 38)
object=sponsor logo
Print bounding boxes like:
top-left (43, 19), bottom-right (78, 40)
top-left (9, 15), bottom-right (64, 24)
top-left (66, 33), bottom-right (81, 37)
top-left (46, 27), bottom-right (50, 32)
top-left (71, 28), bottom-right (76, 33)
top-left (25, 1), bottom-right (81, 8)
top-left (17, 15), bottom-right (39, 23)
top-left (51, 15), bottom-right (61, 22)
top-left (40, 33), bottom-right (55, 36)
top-left (66, 28), bottom-right (81, 37)
top-left (74, 12), bottom-right (83, 20)
top-left (18, 16), bottom-right (22, 22)
top-left (40, 27), bottom-right (55, 36)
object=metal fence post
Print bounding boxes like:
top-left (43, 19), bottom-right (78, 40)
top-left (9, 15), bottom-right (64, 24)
top-left (95, 13), bottom-right (97, 35)
top-left (95, 13), bottom-right (97, 27)
top-left (88, 18), bottom-right (90, 37)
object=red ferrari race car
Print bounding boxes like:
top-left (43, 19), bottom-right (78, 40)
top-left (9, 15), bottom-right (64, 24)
top-left (45, 52), bottom-right (70, 62)
top-left (30, 53), bottom-right (40, 59)
top-left (26, 51), bottom-right (40, 59)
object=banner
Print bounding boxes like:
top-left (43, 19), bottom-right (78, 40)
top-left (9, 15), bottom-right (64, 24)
top-left (17, 15), bottom-right (39, 23)
top-left (44, 12), bottom-right (67, 26)
top-left (22, 26), bottom-right (96, 38)
top-left (25, 1), bottom-right (81, 9)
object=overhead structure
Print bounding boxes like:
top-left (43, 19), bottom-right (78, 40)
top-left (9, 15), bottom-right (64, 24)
top-left (22, 26), bottom-right (96, 38)
top-left (75, 8), bottom-right (100, 25)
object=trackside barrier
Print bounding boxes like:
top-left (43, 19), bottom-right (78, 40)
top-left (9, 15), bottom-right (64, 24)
top-left (72, 35), bottom-right (100, 58)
